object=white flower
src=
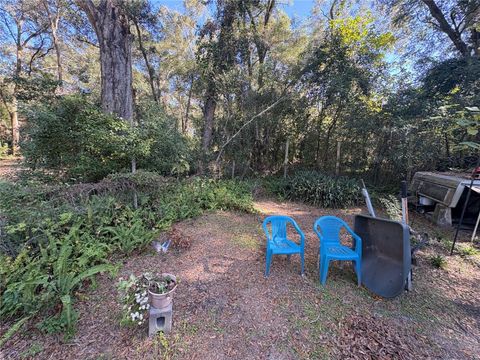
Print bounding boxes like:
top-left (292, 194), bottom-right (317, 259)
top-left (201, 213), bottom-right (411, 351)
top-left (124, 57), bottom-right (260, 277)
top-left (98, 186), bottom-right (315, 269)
top-left (139, 314), bottom-right (143, 320)
top-left (138, 321), bottom-right (142, 325)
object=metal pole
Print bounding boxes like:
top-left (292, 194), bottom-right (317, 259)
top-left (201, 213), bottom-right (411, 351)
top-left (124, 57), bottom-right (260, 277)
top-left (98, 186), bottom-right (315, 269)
top-left (401, 180), bottom-right (409, 225)
top-left (471, 210), bottom-right (480, 242)
top-left (361, 179), bottom-right (376, 218)
top-left (450, 156), bottom-right (480, 255)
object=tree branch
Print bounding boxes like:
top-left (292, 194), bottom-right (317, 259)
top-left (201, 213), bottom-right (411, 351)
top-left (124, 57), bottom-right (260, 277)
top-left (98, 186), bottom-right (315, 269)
top-left (215, 95), bottom-right (286, 163)
top-left (421, 0), bottom-right (469, 56)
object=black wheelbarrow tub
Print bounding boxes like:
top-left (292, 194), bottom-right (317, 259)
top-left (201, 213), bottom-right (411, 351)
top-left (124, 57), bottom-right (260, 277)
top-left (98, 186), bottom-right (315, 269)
top-left (354, 215), bottom-right (411, 298)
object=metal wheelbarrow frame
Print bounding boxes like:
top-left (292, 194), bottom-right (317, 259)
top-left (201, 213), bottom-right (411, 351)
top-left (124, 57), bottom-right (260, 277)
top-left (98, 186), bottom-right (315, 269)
top-left (354, 214), bottom-right (411, 298)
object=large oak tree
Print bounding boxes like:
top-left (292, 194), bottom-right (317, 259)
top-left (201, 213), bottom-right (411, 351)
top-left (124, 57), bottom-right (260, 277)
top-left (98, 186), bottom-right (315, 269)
top-left (77, 0), bottom-right (133, 121)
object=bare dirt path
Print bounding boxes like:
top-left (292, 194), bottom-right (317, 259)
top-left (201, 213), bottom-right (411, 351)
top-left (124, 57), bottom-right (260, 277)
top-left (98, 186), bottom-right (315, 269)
top-left (0, 158), bottom-right (23, 180)
top-left (2, 200), bottom-right (479, 359)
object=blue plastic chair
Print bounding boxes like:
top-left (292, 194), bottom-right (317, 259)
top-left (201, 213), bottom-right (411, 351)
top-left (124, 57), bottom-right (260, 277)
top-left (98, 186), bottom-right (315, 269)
top-left (263, 215), bottom-right (305, 277)
top-left (313, 216), bottom-right (362, 286)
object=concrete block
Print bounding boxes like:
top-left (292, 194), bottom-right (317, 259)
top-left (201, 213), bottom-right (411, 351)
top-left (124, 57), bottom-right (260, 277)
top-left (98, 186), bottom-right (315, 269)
top-left (148, 303), bottom-right (173, 336)
top-left (433, 204), bottom-right (452, 226)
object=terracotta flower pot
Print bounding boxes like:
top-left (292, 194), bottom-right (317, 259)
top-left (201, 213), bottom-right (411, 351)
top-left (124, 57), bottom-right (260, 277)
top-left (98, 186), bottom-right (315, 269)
top-left (148, 273), bottom-right (177, 310)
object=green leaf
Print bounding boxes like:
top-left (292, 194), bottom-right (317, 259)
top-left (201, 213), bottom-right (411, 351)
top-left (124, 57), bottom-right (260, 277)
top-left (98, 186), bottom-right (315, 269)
top-left (70, 264), bottom-right (114, 292)
top-left (0, 315), bottom-right (32, 347)
top-left (466, 106), bottom-right (480, 112)
top-left (459, 141), bottom-right (480, 150)
top-left (467, 127), bottom-right (478, 136)
top-left (457, 119), bottom-right (472, 126)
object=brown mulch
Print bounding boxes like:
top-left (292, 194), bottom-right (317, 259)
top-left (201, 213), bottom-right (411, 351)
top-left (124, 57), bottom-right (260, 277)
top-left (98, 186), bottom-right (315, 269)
top-left (168, 225), bottom-right (193, 250)
top-left (334, 313), bottom-right (433, 359)
top-left (1, 199), bottom-right (479, 359)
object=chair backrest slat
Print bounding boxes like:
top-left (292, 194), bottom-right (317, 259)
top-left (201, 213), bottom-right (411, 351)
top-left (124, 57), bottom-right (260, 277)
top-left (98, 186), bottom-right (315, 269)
top-left (314, 216), bottom-right (351, 246)
top-left (271, 218), bottom-right (287, 242)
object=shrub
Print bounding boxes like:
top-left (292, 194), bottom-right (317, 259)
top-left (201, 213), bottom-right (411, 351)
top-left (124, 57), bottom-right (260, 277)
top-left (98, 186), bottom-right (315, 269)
top-left (135, 102), bottom-right (193, 176)
top-left (459, 244), bottom-right (479, 257)
top-left (21, 97), bottom-right (192, 182)
top-left (22, 96), bottom-right (141, 181)
top-left (378, 194), bottom-right (402, 221)
top-left (429, 254), bottom-right (447, 269)
top-left (269, 170), bottom-right (361, 208)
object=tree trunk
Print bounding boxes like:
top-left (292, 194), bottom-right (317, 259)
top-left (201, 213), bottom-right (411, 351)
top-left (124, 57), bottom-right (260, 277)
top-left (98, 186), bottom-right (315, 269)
top-left (183, 75), bottom-right (193, 133)
top-left (79, 0), bottom-right (134, 122)
top-left (12, 22), bottom-right (23, 155)
top-left (202, 83), bottom-right (216, 152)
top-left (322, 105), bottom-right (342, 168)
top-left (52, 28), bottom-right (63, 85)
top-left (283, 138), bottom-right (289, 179)
top-left (335, 140), bottom-right (341, 176)
top-left (133, 20), bottom-right (157, 103)
top-left (10, 101), bottom-right (19, 154)
top-left (43, 0), bottom-right (63, 86)
top-left (421, 0), bottom-right (470, 57)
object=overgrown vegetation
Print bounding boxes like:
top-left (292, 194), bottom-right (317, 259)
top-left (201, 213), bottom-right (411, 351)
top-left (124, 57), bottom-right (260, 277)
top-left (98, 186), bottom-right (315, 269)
top-left (379, 194), bottom-right (402, 221)
top-left (0, 172), bottom-right (253, 340)
top-left (268, 170), bottom-right (361, 208)
top-left (21, 97), bottom-right (191, 181)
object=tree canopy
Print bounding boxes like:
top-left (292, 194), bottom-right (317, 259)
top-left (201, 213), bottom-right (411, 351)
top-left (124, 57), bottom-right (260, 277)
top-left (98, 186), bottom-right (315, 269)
top-left (0, 0), bottom-right (478, 181)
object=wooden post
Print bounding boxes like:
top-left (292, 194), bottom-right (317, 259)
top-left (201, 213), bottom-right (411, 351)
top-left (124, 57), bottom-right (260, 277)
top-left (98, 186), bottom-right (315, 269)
top-left (283, 138), bottom-right (289, 179)
top-left (335, 140), bottom-right (341, 176)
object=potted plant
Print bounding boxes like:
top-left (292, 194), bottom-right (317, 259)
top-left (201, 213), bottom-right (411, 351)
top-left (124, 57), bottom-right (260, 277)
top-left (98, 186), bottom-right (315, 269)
top-left (117, 272), bottom-right (177, 326)
top-left (146, 273), bottom-right (177, 310)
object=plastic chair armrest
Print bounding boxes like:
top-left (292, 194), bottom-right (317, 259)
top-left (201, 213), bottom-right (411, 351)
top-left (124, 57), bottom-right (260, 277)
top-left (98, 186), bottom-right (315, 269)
top-left (290, 220), bottom-right (306, 247)
top-left (262, 222), bottom-right (272, 247)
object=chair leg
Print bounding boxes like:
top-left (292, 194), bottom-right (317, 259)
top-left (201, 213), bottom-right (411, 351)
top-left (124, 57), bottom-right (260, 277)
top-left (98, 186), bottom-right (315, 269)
top-left (300, 252), bottom-right (305, 275)
top-left (265, 250), bottom-right (272, 277)
top-left (355, 259), bottom-right (361, 286)
top-left (320, 258), bottom-right (330, 285)
top-left (318, 254), bottom-right (324, 282)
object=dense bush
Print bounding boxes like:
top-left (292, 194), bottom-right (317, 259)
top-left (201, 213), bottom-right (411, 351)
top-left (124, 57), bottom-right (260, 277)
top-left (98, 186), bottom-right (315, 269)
top-left (135, 102), bottom-right (193, 176)
top-left (268, 170), bottom-right (361, 208)
top-left (21, 97), bottom-right (191, 181)
top-left (0, 172), bottom-right (253, 341)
